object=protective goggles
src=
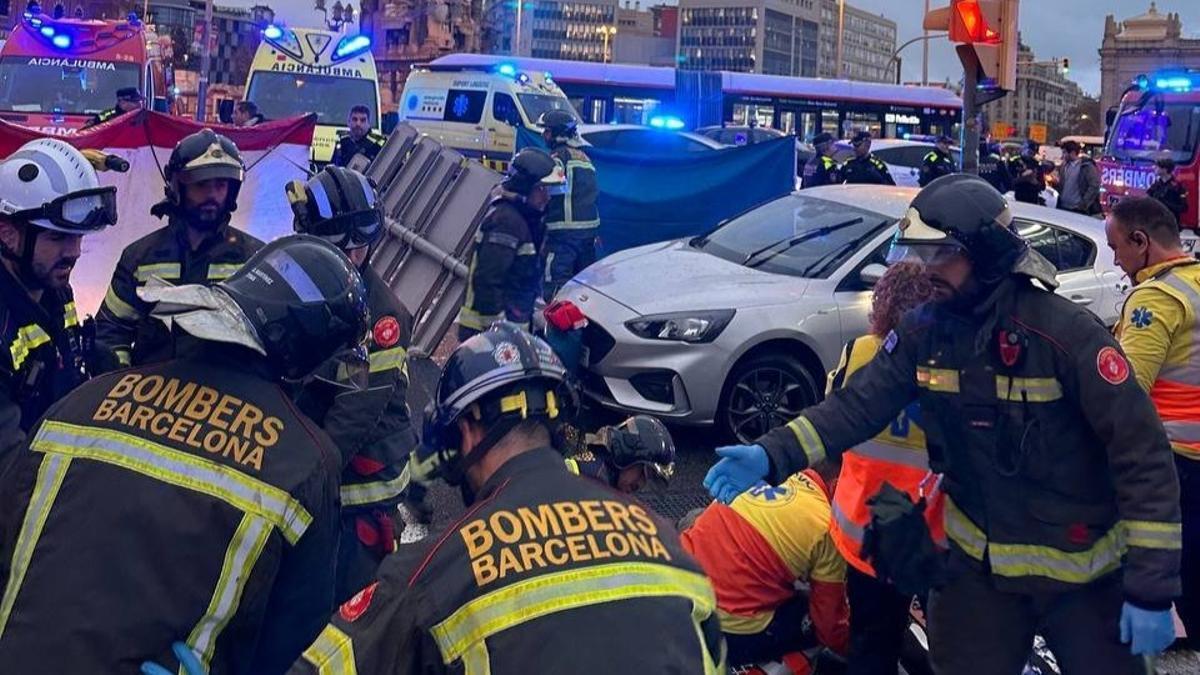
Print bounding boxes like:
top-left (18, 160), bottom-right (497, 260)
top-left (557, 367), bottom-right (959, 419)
top-left (310, 210), bottom-right (383, 250)
top-left (9, 186), bottom-right (118, 233)
top-left (886, 241), bottom-right (968, 266)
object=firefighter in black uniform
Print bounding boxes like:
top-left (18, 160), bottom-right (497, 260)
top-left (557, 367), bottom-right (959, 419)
top-left (287, 166), bottom-right (423, 602)
top-left (0, 236), bottom-right (370, 673)
top-left (978, 140), bottom-right (1013, 195)
top-left (706, 175), bottom-right (1183, 672)
top-left (83, 86), bottom-right (144, 128)
top-left (291, 324), bottom-right (726, 674)
top-left (0, 139), bottom-right (118, 455)
top-left (840, 131), bottom-right (896, 186)
top-left (331, 105), bottom-right (387, 168)
top-left (918, 135), bottom-right (957, 187)
top-left (802, 132), bottom-right (840, 188)
top-left (539, 109), bottom-right (600, 301)
top-left (94, 129), bottom-right (263, 372)
top-left (565, 414), bottom-right (676, 494)
top-left (456, 148), bottom-right (564, 341)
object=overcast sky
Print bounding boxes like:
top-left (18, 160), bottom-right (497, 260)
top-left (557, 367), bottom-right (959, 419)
top-left (245, 0), bottom-right (1200, 96)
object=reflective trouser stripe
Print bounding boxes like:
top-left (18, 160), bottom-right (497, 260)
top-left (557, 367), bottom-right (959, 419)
top-left (302, 624), bottom-right (357, 674)
top-left (545, 219), bottom-right (601, 231)
top-left (1122, 519), bottom-right (1183, 549)
top-left (103, 285), bottom-right (140, 321)
top-left (1164, 420), bottom-right (1200, 444)
top-left (183, 514), bottom-right (273, 670)
top-left (341, 462), bottom-right (411, 508)
top-left (63, 301), bottom-right (78, 329)
top-left (996, 376), bottom-right (1063, 402)
top-left (852, 439), bottom-right (930, 469)
top-left (916, 367), bottom-right (960, 393)
top-left (135, 263), bottom-right (181, 282)
top-left (784, 417), bottom-right (826, 467)
top-left (543, 251), bottom-right (555, 283)
top-left (32, 421), bottom-right (312, 544)
top-left (368, 347), bottom-right (408, 375)
top-left (457, 306), bottom-right (503, 331)
top-left (207, 264), bottom-right (242, 281)
top-left (0, 455), bottom-right (72, 638)
top-left (943, 497), bottom-right (986, 561)
top-left (9, 324), bottom-right (51, 371)
top-left (430, 562), bottom-right (715, 667)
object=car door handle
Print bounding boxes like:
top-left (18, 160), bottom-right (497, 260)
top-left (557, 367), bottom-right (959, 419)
top-left (1069, 295), bottom-right (1094, 305)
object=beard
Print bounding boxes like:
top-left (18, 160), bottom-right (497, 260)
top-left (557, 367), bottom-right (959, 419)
top-left (31, 257), bottom-right (77, 290)
top-left (186, 201), bottom-right (227, 230)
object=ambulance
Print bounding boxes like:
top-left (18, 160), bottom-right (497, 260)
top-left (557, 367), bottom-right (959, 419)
top-left (244, 25), bottom-right (381, 164)
top-left (398, 61), bottom-right (577, 171)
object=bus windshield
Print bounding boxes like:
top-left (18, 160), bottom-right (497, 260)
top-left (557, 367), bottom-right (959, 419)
top-left (0, 56), bottom-right (140, 115)
top-left (247, 71), bottom-right (378, 125)
top-left (1106, 96), bottom-right (1200, 164)
top-left (518, 93), bottom-right (578, 125)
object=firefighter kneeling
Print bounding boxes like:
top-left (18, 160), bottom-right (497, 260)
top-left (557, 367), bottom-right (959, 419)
top-left (292, 324), bottom-right (725, 675)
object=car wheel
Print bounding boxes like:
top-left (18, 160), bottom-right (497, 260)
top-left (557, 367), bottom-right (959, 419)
top-left (719, 352), bottom-right (820, 444)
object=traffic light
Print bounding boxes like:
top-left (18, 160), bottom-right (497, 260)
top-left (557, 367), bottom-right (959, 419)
top-left (927, 0), bottom-right (1020, 91)
top-left (1061, 58), bottom-right (1070, 75)
top-left (951, 0), bottom-right (1000, 44)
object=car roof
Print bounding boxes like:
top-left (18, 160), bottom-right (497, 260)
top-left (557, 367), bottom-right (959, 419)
top-left (577, 124), bottom-right (725, 148)
top-left (832, 139), bottom-right (961, 151)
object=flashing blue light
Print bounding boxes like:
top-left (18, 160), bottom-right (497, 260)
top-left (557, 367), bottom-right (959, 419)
top-left (1155, 76), bottom-right (1193, 92)
top-left (517, 73), bottom-right (530, 85)
top-left (497, 63), bottom-right (517, 77)
top-left (52, 34), bottom-right (71, 48)
top-left (544, 71), bottom-right (553, 81)
top-left (903, 132), bottom-right (912, 140)
top-left (334, 34), bottom-right (371, 58)
top-left (39, 25), bottom-right (54, 37)
top-left (28, 15), bottom-right (41, 26)
top-left (172, 86), bottom-right (181, 95)
top-left (649, 115), bottom-right (685, 130)
top-left (263, 24), bottom-right (283, 40)
top-left (1135, 74), bottom-right (1150, 90)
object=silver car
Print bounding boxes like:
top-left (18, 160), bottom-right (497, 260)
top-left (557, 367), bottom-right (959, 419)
top-left (557, 185), bottom-right (1128, 443)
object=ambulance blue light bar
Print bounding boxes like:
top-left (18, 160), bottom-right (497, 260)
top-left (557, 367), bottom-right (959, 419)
top-left (496, 63), bottom-right (517, 77)
top-left (649, 115), bottom-right (685, 130)
top-left (263, 24), bottom-right (284, 40)
top-left (334, 34), bottom-right (371, 59)
top-left (52, 34), bottom-right (71, 49)
top-left (1155, 76), bottom-right (1194, 92)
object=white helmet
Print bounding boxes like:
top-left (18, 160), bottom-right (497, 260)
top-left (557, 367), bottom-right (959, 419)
top-left (0, 138), bottom-right (117, 234)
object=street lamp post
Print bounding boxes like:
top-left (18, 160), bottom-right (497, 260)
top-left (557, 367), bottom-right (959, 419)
top-left (315, 0), bottom-right (356, 33)
top-left (599, 25), bottom-right (617, 64)
top-left (835, 0), bottom-right (844, 78)
top-left (886, 33), bottom-right (946, 85)
top-left (195, 0), bottom-right (212, 121)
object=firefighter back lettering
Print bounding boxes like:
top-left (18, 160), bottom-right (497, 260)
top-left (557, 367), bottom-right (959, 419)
top-left (91, 372), bottom-right (283, 471)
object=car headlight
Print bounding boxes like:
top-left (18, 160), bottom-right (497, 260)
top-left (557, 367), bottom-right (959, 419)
top-left (625, 309), bottom-right (735, 343)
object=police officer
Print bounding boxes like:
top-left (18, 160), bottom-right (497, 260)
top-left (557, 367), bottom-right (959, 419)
top-left (94, 129), bottom-right (263, 372)
top-left (539, 110), bottom-right (599, 301)
top-left (802, 132), bottom-right (840, 188)
top-left (564, 414), bottom-right (676, 493)
top-left (706, 175), bottom-right (1182, 672)
top-left (456, 148), bottom-right (564, 341)
top-left (286, 166), bottom-right (421, 602)
top-left (978, 141), bottom-right (1013, 195)
top-left (0, 139), bottom-right (117, 454)
top-left (1009, 140), bottom-right (1045, 205)
top-left (291, 324), bottom-right (726, 674)
top-left (0, 235), bottom-right (369, 673)
top-left (840, 131), bottom-right (895, 186)
top-left (83, 86), bottom-right (144, 128)
top-left (918, 135), bottom-right (957, 187)
top-left (331, 105), bottom-right (387, 168)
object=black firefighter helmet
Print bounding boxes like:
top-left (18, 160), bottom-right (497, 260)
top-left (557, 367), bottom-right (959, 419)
top-left (154, 128), bottom-right (244, 219)
top-left (287, 165), bottom-right (383, 253)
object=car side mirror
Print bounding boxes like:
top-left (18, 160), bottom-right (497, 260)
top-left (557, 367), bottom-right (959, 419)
top-left (860, 263), bottom-right (888, 286)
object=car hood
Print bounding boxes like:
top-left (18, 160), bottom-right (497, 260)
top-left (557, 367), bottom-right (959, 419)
top-left (573, 240), bottom-right (812, 315)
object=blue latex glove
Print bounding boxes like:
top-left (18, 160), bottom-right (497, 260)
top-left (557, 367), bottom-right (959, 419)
top-left (703, 444), bottom-right (769, 504)
top-left (141, 642), bottom-right (206, 675)
top-left (1119, 602), bottom-right (1175, 656)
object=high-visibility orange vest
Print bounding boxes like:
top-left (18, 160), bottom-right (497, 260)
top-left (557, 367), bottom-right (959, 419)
top-left (827, 336), bottom-right (946, 577)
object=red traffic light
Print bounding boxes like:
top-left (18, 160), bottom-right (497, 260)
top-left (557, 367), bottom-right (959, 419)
top-left (952, 0), bottom-right (1000, 43)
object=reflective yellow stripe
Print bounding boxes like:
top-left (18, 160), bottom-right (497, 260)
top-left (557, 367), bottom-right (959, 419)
top-left (996, 376), bottom-right (1063, 402)
top-left (115, 349), bottom-right (131, 367)
top-left (462, 641), bottom-right (490, 675)
top-left (135, 263), bottom-right (181, 282)
top-left (430, 562), bottom-right (714, 664)
top-left (943, 496), bottom-right (986, 560)
top-left (516, 243), bottom-right (538, 255)
top-left (917, 366), bottom-right (960, 393)
top-left (368, 346), bottom-right (408, 375)
top-left (989, 527), bottom-right (1124, 584)
top-left (341, 462), bottom-right (411, 508)
top-left (103, 285), bottom-right (140, 321)
top-left (456, 306), bottom-right (503, 331)
top-left (207, 263), bottom-right (242, 281)
top-left (9, 324), bottom-right (51, 371)
top-left (564, 458), bottom-right (581, 475)
top-left (1122, 519), bottom-right (1183, 550)
top-left (784, 416), bottom-right (826, 467)
top-left (63, 301), bottom-right (78, 329)
top-left (302, 624), bottom-right (357, 674)
top-left (32, 421), bottom-right (312, 544)
top-left (0, 455), bottom-right (72, 638)
top-left (184, 513), bottom-right (272, 670)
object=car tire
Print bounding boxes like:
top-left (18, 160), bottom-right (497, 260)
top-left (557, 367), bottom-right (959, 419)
top-left (718, 351), bottom-right (821, 444)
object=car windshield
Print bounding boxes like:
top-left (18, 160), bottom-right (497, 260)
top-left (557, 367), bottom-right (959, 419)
top-left (518, 94), bottom-right (578, 125)
top-left (247, 71), bottom-right (378, 125)
top-left (0, 56), bottom-right (140, 115)
top-left (1106, 96), bottom-right (1200, 164)
top-left (698, 195), bottom-right (893, 278)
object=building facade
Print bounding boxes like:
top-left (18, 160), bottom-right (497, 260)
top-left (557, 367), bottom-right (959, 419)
top-left (981, 40), bottom-right (1084, 144)
top-left (482, 0), bottom-right (617, 63)
top-left (1099, 2), bottom-right (1200, 114)
top-left (676, 0), bottom-right (819, 76)
top-left (148, 0), bottom-right (274, 86)
top-left (817, 0), bottom-right (895, 82)
top-left (611, 2), bottom-right (674, 66)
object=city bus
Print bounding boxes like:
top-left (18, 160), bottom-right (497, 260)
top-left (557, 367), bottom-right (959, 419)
top-left (427, 53), bottom-right (962, 141)
top-left (0, 9), bottom-right (167, 134)
top-left (1101, 69), bottom-right (1200, 231)
top-left (245, 25), bottom-right (381, 164)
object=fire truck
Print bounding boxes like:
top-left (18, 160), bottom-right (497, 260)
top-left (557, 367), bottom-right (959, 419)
top-left (0, 6), bottom-right (168, 134)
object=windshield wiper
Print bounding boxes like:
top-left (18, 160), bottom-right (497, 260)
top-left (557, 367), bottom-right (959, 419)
top-left (798, 219), bottom-right (896, 278)
top-left (744, 217), bottom-right (865, 269)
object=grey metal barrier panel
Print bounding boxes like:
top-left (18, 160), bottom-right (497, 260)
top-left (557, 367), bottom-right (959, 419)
top-left (366, 124), bottom-right (420, 193)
